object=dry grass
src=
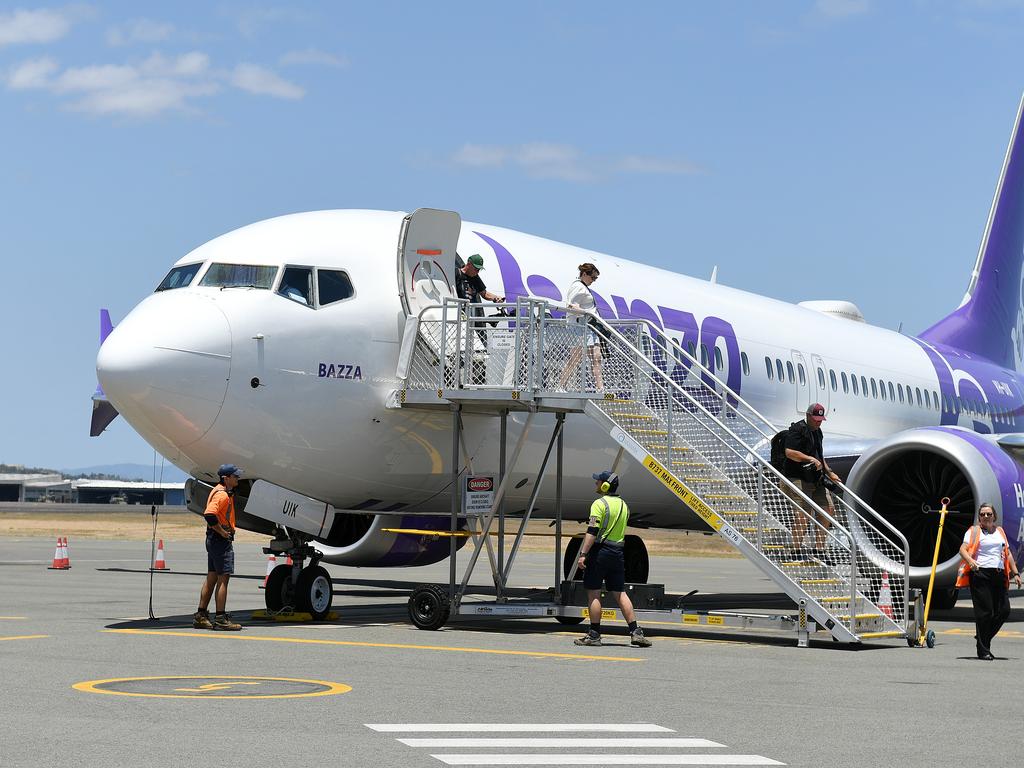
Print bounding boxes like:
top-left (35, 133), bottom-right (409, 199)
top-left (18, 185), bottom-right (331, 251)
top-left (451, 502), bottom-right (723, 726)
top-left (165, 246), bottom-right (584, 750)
top-left (0, 511), bottom-right (738, 558)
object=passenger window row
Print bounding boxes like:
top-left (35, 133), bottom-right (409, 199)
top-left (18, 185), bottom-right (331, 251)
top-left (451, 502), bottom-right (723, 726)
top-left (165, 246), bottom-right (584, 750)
top-left (757, 353), bottom-right (1011, 422)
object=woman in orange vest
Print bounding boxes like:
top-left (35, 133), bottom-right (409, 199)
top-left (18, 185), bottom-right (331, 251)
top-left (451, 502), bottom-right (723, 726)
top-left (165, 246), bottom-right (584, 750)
top-left (957, 503), bottom-right (1021, 660)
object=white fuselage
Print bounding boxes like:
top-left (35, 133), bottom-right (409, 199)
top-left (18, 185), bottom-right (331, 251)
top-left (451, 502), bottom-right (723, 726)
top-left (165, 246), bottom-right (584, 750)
top-left (97, 210), bottom-right (1024, 528)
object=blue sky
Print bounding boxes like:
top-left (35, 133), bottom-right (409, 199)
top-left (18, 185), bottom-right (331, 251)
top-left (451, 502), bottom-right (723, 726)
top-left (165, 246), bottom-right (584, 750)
top-left (3, 1), bottom-right (1024, 469)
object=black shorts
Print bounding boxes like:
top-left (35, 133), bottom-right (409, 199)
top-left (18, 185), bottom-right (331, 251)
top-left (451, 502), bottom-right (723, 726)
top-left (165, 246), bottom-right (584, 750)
top-left (206, 532), bottom-right (235, 575)
top-left (583, 545), bottom-right (625, 592)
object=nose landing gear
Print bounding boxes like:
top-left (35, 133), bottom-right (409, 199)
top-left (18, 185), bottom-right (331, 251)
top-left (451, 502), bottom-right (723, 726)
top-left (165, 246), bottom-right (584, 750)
top-left (263, 535), bottom-right (334, 620)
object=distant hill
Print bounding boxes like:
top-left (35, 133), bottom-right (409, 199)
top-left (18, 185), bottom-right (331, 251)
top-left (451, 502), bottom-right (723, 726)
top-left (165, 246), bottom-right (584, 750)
top-left (61, 463), bottom-right (190, 483)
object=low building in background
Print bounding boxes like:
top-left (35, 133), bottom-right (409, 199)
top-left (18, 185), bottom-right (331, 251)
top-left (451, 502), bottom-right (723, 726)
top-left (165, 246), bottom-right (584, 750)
top-left (0, 472), bottom-right (184, 505)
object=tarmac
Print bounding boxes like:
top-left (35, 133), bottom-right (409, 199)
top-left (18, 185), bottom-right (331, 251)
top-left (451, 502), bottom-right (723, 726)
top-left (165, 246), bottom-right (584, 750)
top-left (1, 534), bottom-right (1020, 767)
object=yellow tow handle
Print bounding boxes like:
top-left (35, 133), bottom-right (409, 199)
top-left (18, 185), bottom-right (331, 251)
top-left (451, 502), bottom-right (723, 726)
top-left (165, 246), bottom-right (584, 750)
top-left (919, 496), bottom-right (950, 647)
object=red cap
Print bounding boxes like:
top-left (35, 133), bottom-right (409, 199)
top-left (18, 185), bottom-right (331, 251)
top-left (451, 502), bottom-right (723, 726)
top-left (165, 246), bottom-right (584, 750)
top-left (806, 403), bottom-right (826, 419)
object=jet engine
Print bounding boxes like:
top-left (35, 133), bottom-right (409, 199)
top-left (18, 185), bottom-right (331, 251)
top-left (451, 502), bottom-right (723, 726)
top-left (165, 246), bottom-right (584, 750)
top-left (185, 478), bottom-right (466, 567)
top-left (845, 427), bottom-right (1024, 588)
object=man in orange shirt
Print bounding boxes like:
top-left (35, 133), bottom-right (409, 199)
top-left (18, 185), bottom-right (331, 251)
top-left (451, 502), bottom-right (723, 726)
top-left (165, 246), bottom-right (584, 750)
top-left (193, 464), bottom-right (243, 630)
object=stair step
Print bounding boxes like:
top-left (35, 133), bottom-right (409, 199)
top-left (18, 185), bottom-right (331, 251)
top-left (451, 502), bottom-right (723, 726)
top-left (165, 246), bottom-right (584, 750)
top-left (722, 511), bottom-right (757, 516)
top-left (632, 429), bottom-right (669, 436)
top-left (609, 413), bottom-right (656, 420)
top-left (647, 444), bottom-right (690, 451)
top-left (704, 494), bottom-right (746, 500)
top-left (840, 613), bottom-right (881, 621)
top-left (858, 631), bottom-right (904, 639)
top-left (800, 578), bottom-right (840, 584)
top-left (683, 477), bottom-right (728, 484)
top-left (818, 596), bottom-right (854, 603)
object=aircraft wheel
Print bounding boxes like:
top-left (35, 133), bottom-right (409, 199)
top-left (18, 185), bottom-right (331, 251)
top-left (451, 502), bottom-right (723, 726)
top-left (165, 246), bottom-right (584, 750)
top-left (929, 587), bottom-right (959, 611)
top-left (264, 564), bottom-right (295, 612)
top-left (408, 584), bottom-right (450, 630)
top-left (926, 629), bottom-right (936, 649)
top-left (624, 534), bottom-right (650, 584)
top-left (555, 615), bottom-right (585, 625)
top-left (296, 565), bottom-right (333, 620)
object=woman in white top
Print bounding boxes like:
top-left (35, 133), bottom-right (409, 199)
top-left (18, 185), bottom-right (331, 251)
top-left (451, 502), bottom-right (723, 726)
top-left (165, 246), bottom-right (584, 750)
top-left (958, 502), bottom-right (1021, 659)
top-left (560, 262), bottom-right (604, 390)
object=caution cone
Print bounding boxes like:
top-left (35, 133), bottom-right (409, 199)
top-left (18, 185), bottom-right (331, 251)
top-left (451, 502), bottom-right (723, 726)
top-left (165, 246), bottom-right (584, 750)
top-left (48, 537), bottom-right (70, 570)
top-left (62, 537), bottom-right (71, 568)
top-left (877, 571), bottom-right (894, 619)
top-left (258, 555), bottom-right (276, 589)
top-left (152, 539), bottom-right (170, 571)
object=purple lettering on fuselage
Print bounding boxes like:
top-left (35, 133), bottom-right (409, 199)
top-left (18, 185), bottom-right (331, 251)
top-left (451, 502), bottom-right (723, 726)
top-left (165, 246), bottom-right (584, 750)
top-left (477, 231), bottom-right (743, 413)
top-left (912, 337), bottom-right (1022, 432)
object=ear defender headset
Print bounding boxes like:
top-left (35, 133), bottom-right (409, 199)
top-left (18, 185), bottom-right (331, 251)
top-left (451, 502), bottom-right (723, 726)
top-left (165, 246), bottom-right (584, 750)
top-left (600, 473), bottom-right (619, 494)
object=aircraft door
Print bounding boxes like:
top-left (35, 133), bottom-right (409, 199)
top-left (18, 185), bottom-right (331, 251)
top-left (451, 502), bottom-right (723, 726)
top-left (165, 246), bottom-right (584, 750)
top-left (791, 351), bottom-right (808, 414)
top-left (810, 353), bottom-right (830, 412)
top-left (398, 208), bottom-right (461, 319)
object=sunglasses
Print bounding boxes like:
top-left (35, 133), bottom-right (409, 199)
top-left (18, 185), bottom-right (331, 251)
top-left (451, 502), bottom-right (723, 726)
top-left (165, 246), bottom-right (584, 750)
top-left (979, 512), bottom-right (995, 517)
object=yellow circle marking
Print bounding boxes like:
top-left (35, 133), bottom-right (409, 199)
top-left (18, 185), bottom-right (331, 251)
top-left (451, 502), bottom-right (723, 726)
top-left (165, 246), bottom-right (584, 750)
top-left (72, 675), bottom-right (352, 700)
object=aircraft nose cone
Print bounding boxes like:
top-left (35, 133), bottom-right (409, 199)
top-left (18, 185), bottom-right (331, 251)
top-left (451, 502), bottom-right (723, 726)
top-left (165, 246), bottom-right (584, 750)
top-left (97, 293), bottom-right (231, 448)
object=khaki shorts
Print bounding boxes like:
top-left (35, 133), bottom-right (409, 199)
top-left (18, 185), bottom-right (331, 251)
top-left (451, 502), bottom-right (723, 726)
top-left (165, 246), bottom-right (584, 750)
top-left (782, 478), bottom-right (830, 519)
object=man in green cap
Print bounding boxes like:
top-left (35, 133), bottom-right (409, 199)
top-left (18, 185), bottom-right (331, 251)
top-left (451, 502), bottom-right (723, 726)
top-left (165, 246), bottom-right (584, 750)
top-left (455, 253), bottom-right (504, 304)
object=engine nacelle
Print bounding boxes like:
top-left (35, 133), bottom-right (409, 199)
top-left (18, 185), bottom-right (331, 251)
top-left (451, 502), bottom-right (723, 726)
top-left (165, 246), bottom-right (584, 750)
top-left (846, 426), bottom-right (1024, 585)
top-left (185, 478), bottom-right (466, 567)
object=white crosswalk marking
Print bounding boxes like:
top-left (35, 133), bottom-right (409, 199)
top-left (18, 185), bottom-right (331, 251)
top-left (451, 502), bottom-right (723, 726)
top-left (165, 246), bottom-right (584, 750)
top-left (399, 739), bottom-right (723, 748)
top-left (366, 724), bottom-right (675, 733)
top-left (364, 723), bottom-right (785, 766)
top-left (431, 757), bottom-right (782, 766)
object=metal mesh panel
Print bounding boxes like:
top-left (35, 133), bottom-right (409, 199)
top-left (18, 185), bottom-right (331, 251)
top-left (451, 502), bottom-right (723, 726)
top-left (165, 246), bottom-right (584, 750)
top-left (397, 299), bottom-right (910, 638)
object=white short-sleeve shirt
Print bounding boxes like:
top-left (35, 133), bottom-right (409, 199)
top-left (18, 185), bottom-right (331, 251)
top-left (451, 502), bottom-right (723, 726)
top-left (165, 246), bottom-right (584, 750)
top-left (963, 527), bottom-right (1006, 568)
top-left (565, 279), bottom-right (596, 319)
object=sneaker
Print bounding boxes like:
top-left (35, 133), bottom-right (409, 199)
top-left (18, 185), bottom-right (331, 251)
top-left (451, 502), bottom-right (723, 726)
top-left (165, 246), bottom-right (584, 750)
top-left (574, 632), bottom-right (602, 646)
top-left (192, 610), bottom-right (213, 630)
top-left (212, 612), bottom-right (242, 631)
top-left (630, 628), bottom-right (652, 648)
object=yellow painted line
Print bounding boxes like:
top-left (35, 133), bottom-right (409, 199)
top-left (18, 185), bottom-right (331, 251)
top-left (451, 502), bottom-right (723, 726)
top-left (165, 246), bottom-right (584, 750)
top-left (103, 629), bottom-right (644, 663)
top-left (0, 616), bottom-right (27, 620)
top-left (73, 675), bottom-right (351, 700)
top-left (0, 635), bottom-right (48, 642)
top-left (940, 628), bottom-right (1024, 638)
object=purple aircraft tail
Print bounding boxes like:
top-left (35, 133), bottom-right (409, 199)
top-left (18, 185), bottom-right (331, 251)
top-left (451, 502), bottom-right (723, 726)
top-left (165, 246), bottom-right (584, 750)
top-left (90, 309), bottom-right (119, 437)
top-left (919, 94), bottom-right (1024, 371)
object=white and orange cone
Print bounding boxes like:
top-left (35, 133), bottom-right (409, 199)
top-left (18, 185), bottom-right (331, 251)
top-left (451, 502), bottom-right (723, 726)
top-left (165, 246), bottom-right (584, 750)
top-left (877, 571), bottom-right (894, 619)
top-left (258, 554), bottom-right (276, 589)
top-left (152, 539), bottom-right (169, 571)
top-left (48, 536), bottom-right (70, 570)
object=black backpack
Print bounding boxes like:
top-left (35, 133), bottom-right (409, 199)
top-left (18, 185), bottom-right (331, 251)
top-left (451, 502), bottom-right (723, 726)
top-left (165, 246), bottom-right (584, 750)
top-left (770, 421), bottom-right (802, 473)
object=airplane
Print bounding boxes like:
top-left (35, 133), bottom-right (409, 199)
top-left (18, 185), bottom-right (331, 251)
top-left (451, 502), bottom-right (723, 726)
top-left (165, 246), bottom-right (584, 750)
top-left (94, 95), bottom-right (1024, 619)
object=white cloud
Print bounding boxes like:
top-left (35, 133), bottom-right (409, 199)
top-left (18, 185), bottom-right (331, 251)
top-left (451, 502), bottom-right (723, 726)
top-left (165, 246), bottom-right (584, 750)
top-left (7, 56), bottom-right (58, 89)
top-left (815, 0), bottom-right (870, 17)
top-left (107, 19), bottom-right (174, 47)
top-left (231, 63), bottom-right (304, 99)
top-left (279, 48), bottom-right (348, 68)
top-left (0, 8), bottom-right (74, 47)
top-left (5, 50), bottom-right (306, 117)
top-left (450, 142), bottom-right (701, 183)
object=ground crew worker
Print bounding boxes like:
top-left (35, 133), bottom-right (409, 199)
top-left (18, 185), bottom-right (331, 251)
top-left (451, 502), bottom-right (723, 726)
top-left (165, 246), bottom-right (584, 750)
top-left (193, 464), bottom-right (243, 631)
top-left (573, 471), bottom-right (652, 647)
top-left (957, 502), bottom-right (1021, 659)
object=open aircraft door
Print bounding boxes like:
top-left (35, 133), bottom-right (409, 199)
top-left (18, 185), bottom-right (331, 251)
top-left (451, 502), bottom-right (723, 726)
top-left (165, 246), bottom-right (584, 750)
top-left (398, 208), bottom-right (461, 319)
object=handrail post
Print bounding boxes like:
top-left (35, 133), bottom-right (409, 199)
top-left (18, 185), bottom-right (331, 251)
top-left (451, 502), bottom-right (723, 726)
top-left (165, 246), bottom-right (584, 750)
top-left (756, 465), bottom-right (764, 552)
top-left (555, 412), bottom-right (564, 591)
top-left (848, 531), bottom-right (858, 634)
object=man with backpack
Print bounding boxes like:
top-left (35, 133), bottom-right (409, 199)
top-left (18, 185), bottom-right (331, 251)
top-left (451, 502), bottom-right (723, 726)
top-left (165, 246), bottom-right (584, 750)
top-left (775, 403), bottom-right (840, 561)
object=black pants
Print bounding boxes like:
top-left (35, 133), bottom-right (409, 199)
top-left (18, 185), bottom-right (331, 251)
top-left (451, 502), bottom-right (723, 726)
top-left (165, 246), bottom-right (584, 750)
top-left (969, 568), bottom-right (1010, 655)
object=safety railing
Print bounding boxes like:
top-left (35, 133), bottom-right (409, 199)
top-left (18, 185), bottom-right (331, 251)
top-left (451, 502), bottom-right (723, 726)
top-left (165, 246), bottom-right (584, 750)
top-left (399, 298), bottom-right (911, 639)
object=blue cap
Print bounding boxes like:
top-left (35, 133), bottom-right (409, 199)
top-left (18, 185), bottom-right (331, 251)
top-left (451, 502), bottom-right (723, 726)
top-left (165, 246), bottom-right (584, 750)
top-left (592, 470), bottom-right (614, 482)
top-left (217, 463), bottom-right (243, 478)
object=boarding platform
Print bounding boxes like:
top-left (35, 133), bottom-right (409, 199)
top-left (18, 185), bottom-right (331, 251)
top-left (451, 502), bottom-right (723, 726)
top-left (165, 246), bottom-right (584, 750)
top-left (389, 208), bottom-right (921, 647)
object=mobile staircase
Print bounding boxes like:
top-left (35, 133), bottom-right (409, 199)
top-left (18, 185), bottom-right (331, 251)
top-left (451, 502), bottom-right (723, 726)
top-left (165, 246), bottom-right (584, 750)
top-left (394, 296), bottom-right (918, 646)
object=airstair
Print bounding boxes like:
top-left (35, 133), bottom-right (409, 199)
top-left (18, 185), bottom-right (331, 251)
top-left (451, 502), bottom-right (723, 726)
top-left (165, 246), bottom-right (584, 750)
top-left (394, 295), bottom-right (917, 645)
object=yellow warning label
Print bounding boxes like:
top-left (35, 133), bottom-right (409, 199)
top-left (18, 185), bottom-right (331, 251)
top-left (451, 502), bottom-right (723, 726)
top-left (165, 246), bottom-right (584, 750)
top-left (707, 616), bottom-right (725, 626)
top-left (641, 455), bottom-right (723, 531)
top-left (682, 614), bottom-right (700, 625)
top-left (581, 608), bottom-right (617, 620)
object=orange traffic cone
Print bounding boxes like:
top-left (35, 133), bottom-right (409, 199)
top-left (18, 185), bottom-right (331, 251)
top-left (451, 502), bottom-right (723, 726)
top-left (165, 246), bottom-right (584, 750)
top-left (62, 537), bottom-right (71, 568)
top-left (152, 539), bottom-right (170, 571)
top-left (258, 555), bottom-right (276, 589)
top-left (877, 571), bottom-right (894, 619)
top-left (48, 537), bottom-right (70, 570)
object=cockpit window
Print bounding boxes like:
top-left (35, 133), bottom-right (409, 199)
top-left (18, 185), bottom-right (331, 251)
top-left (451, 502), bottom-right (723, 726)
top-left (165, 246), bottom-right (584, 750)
top-left (318, 270), bottom-right (354, 306)
top-left (155, 263), bottom-right (202, 292)
top-left (278, 267), bottom-right (314, 306)
top-left (199, 263), bottom-right (277, 289)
